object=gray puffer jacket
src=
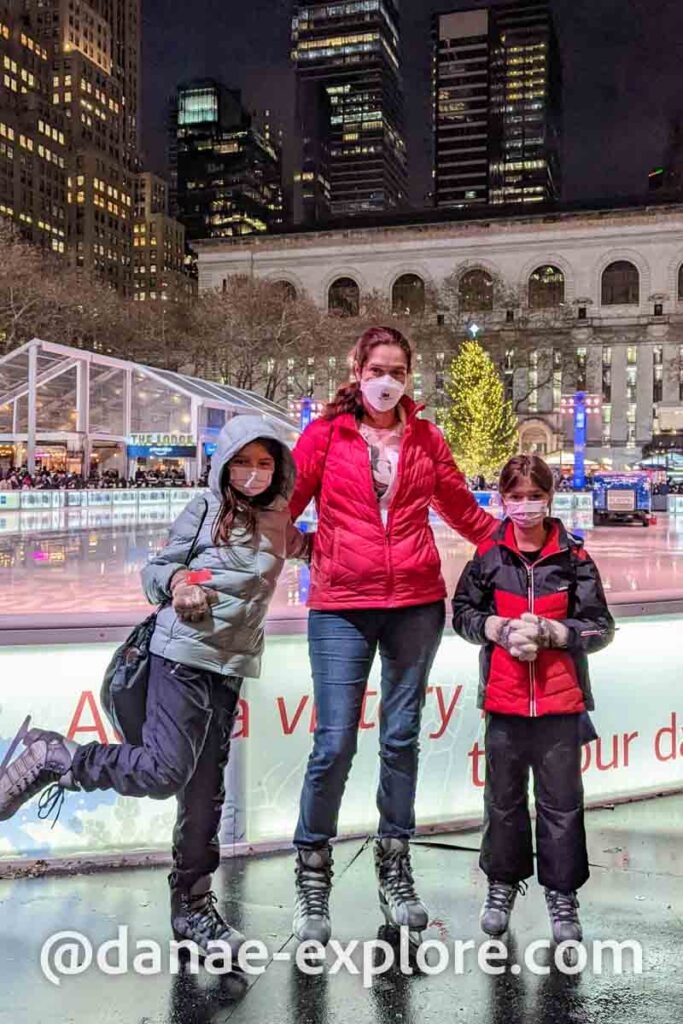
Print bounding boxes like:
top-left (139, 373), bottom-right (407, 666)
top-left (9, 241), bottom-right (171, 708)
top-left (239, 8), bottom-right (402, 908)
top-left (142, 415), bottom-right (308, 679)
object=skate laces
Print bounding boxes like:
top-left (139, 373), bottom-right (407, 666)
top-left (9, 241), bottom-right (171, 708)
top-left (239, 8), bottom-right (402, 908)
top-left (380, 848), bottom-right (420, 904)
top-left (545, 890), bottom-right (579, 922)
top-left (186, 890), bottom-right (231, 936)
top-left (37, 784), bottom-right (66, 829)
top-left (486, 880), bottom-right (528, 911)
top-left (296, 857), bottom-right (332, 918)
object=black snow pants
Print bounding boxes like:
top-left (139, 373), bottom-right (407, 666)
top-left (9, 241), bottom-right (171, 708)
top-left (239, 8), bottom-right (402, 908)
top-left (480, 712), bottom-right (590, 893)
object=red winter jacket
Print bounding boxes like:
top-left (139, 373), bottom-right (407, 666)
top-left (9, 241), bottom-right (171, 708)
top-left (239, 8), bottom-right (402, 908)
top-left (289, 396), bottom-right (497, 610)
top-left (452, 518), bottom-right (615, 717)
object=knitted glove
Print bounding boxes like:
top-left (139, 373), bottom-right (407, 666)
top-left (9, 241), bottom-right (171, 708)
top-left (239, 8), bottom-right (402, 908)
top-left (485, 616), bottom-right (539, 661)
top-left (520, 612), bottom-right (570, 649)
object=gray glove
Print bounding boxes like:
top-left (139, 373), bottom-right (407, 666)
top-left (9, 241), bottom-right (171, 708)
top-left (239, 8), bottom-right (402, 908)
top-left (485, 616), bottom-right (538, 661)
top-left (520, 612), bottom-right (570, 649)
top-left (485, 614), bottom-right (569, 661)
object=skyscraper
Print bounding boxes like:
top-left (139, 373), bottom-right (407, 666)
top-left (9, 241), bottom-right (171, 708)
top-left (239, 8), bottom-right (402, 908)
top-left (433, 0), bottom-right (561, 209)
top-left (17, 0), bottom-right (143, 292)
top-left (0, 0), bottom-right (68, 252)
top-left (170, 80), bottom-right (283, 242)
top-left (291, 0), bottom-right (407, 222)
top-left (133, 172), bottom-right (191, 302)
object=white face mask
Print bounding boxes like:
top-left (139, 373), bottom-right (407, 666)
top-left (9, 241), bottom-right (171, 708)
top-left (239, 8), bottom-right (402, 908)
top-left (504, 498), bottom-right (548, 527)
top-left (360, 375), bottom-right (406, 413)
top-left (229, 466), bottom-right (273, 497)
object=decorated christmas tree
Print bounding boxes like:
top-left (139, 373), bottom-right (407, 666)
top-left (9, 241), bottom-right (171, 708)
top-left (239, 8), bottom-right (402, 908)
top-left (440, 340), bottom-right (519, 479)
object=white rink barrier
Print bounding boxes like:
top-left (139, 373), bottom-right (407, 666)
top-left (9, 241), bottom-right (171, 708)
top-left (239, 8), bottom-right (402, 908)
top-left (0, 609), bottom-right (681, 860)
top-left (0, 487), bottom-right (207, 512)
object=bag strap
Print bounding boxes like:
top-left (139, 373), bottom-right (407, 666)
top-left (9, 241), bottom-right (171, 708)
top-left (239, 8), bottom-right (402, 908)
top-left (160, 498), bottom-right (209, 611)
top-left (184, 497), bottom-right (209, 567)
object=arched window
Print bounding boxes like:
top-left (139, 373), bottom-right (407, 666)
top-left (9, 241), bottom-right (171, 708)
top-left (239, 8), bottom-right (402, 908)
top-left (328, 277), bottom-right (359, 317)
top-left (678, 264), bottom-right (683, 301)
top-left (601, 261), bottom-right (639, 305)
top-left (528, 265), bottom-right (565, 309)
top-left (271, 280), bottom-right (297, 302)
top-left (392, 274), bottom-right (425, 315)
top-left (459, 269), bottom-right (494, 311)
top-left (520, 426), bottom-right (551, 455)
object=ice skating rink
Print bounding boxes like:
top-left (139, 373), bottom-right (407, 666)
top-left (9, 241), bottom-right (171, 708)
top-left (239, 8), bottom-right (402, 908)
top-left (1, 513), bottom-right (682, 623)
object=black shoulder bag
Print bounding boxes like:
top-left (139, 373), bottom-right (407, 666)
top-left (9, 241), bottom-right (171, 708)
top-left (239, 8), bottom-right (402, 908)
top-left (100, 498), bottom-right (209, 745)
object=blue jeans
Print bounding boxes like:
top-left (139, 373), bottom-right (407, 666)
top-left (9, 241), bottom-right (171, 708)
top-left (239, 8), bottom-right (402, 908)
top-left (294, 600), bottom-right (446, 848)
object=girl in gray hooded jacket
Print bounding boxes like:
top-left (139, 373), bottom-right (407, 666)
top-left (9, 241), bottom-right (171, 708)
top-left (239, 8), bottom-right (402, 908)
top-left (0, 415), bottom-right (309, 963)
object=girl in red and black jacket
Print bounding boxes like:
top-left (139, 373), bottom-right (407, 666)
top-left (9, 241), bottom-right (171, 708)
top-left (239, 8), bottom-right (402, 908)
top-left (452, 454), bottom-right (614, 945)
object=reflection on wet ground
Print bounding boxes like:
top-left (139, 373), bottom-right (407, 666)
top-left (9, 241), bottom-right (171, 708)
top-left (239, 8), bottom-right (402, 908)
top-left (1, 794), bottom-right (681, 1024)
top-left (1, 513), bottom-right (683, 619)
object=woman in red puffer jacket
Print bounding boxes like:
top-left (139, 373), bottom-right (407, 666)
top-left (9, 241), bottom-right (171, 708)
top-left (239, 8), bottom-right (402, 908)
top-left (289, 325), bottom-right (497, 947)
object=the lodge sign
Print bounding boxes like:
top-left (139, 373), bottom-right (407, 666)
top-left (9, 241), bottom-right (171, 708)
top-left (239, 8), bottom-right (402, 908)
top-left (128, 433), bottom-right (194, 447)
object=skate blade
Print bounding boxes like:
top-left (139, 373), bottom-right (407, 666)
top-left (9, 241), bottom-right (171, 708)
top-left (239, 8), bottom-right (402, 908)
top-left (480, 921), bottom-right (509, 939)
top-left (172, 933), bottom-right (239, 970)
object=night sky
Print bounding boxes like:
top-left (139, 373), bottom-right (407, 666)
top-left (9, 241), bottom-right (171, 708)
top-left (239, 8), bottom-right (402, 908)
top-left (142, 0), bottom-right (683, 206)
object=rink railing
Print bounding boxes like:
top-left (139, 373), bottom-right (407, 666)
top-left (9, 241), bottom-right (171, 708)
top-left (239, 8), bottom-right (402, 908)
top-left (1, 488), bottom-right (681, 516)
top-left (0, 487), bottom-right (206, 511)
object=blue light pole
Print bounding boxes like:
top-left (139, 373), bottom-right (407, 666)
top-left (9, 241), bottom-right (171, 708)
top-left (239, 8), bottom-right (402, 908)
top-left (560, 392), bottom-right (601, 490)
top-left (573, 391), bottom-right (587, 491)
top-left (299, 396), bottom-right (314, 431)
top-left (290, 396), bottom-right (325, 433)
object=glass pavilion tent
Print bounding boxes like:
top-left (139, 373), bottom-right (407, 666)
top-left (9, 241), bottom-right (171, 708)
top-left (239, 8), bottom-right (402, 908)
top-left (0, 339), bottom-right (297, 478)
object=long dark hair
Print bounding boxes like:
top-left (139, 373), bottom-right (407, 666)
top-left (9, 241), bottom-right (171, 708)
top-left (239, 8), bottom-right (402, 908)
top-left (212, 437), bottom-right (286, 546)
top-left (323, 325), bottom-right (413, 420)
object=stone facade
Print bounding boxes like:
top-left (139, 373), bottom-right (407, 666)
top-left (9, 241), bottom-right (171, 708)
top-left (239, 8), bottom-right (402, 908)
top-left (196, 203), bottom-right (683, 470)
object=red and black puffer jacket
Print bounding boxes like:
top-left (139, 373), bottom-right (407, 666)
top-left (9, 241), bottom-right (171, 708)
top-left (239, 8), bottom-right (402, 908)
top-left (452, 517), bottom-right (615, 717)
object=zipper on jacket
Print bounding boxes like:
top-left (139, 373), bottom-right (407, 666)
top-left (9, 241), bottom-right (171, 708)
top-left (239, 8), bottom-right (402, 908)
top-left (385, 419), bottom-right (409, 531)
top-left (383, 422), bottom-right (410, 597)
top-left (526, 563), bottom-right (537, 718)
top-left (359, 412), bottom-right (413, 597)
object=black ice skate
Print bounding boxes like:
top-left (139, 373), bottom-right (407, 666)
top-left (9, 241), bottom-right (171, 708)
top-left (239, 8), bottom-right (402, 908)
top-left (375, 838), bottom-right (428, 949)
top-left (0, 716), bottom-right (80, 823)
top-left (293, 845), bottom-right (333, 946)
top-left (544, 889), bottom-right (583, 944)
top-left (480, 880), bottom-right (527, 937)
top-left (171, 875), bottom-right (246, 964)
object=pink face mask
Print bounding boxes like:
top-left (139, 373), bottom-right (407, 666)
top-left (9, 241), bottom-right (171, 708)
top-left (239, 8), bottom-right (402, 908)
top-left (229, 466), bottom-right (273, 497)
top-left (504, 499), bottom-right (548, 527)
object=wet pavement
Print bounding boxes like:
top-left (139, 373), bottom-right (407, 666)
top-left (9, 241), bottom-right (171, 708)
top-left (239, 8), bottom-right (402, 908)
top-left (1, 794), bottom-right (681, 1024)
top-left (1, 515), bottom-right (683, 622)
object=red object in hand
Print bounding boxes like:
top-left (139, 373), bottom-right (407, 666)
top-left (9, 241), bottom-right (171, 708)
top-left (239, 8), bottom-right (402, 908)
top-left (186, 568), bottom-right (213, 585)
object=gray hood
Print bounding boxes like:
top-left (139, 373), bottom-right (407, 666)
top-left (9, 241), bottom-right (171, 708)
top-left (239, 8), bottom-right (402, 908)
top-left (207, 414), bottom-right (297, 501)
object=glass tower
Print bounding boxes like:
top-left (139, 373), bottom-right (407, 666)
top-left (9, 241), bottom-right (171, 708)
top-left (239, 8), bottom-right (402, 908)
top-left (433, 0), bottom-right (561, 209)
top-left (170, 80), bottom-right (283, 241)
top-left (291, 1), bottom-right (407, 221)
